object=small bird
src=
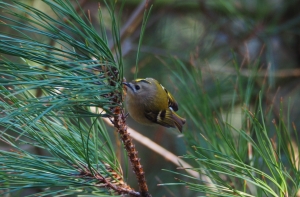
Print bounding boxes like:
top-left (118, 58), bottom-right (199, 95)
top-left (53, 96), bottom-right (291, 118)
top-left (123, 78), bottom-right (186, 132)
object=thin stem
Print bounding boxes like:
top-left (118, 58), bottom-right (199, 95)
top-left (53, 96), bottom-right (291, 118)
top-left (112, 109), bottom-right (152, 197)
top-left (77, 164), bottom-right (139, 196)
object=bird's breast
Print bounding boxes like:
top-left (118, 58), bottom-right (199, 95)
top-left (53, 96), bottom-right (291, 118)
top-left (125, 95), bottom-right (154, 125)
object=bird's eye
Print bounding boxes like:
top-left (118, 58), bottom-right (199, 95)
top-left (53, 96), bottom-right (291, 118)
top-left (135, 85), bottom-right (140, 90)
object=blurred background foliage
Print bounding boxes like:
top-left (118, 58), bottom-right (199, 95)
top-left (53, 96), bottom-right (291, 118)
top-left (1, 0), bottom-right (300, 196)
top-left (123, 0), bottom-right (300, 195)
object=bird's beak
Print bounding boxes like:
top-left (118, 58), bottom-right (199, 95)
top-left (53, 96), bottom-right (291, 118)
top-left (122, 82), bottom-right (134, 92)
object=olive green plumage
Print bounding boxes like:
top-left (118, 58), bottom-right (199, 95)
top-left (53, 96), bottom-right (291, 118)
top-left (123, 78), bottom-right (186, 132)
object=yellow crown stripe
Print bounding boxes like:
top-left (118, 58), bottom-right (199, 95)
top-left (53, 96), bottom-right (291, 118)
top-left (135, 78), bottom-right (151, 83)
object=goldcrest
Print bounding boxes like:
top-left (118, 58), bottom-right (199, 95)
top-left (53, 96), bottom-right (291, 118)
top-left (123, 78), bottom-right (186, 132)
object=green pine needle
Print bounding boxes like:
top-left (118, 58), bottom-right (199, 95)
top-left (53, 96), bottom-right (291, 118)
top-left (160, 56), bottom-right (299, 197)
top-left (0, 0), bottom-right (126, 196)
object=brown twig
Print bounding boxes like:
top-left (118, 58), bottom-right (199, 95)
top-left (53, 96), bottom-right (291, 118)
top-left (201, 66), bottom-right (300, 77)
top-left (110, 0), bottom-right (154, 52)
top-left (112, 109), bottom-right (152, 197)
top-left (102, 50), bottom-right (150, 196)
top-left (76, 164), bottom-right (140, 196)
top-left (120, 0), bottom-right (154, 42)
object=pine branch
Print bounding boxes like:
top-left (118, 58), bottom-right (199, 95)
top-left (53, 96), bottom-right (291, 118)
top-left (111, 109), bottom-right (151, 197)
top-left (0, 1), bottom-right (152, 196)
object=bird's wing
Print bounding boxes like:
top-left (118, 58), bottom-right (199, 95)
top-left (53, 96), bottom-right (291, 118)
top-left (160, 84), bottom-right (179, 111)
top-left (144, 109), bottom-right (175, 128)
